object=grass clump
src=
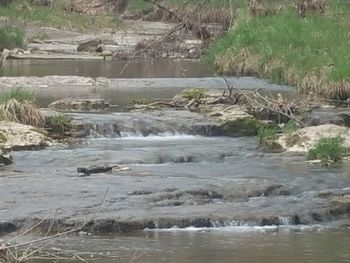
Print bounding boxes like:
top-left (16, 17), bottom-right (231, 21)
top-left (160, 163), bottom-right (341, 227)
top-left (204, 7), bottom-right (350, 100)
top-left (0, 25), bottom-right (24, 50)
top-left (182, 88), bottom-right (205, 100)
top-left (0, 89), bottom-right (44, 127)
top-left (45, 114), bottom-right (72, 134)
top-left (0, 88), bottom-right (36, 103)
top-left (307, 136), bottom-right (345, 164)
top-left (257, 126), bottom-right (277, 145)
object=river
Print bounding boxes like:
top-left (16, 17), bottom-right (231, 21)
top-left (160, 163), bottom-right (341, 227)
top-left (1, 59), bottom-right (350, 262)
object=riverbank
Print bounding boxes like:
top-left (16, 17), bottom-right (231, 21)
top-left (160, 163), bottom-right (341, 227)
top-left (204, 1), bottom-right (350, 100)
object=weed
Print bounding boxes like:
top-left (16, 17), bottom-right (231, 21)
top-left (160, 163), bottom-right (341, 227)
top-left (45, 114), bottom-right (72, 133)
top-left (307, 136), bottom-right (345, 164)
top-left (182, 88), bottom-right (205, 100)
top-left (257, 126), bottom-right (278, 145)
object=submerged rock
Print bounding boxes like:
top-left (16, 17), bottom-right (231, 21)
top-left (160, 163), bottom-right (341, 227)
top-left (49, 98), bottom-right (109, 112)
top-left (0, 148), bottom-right (12, 166)
top-left (0, 121), bottom-right (50, 150)
top-left (277, 124), bottom-right (350, 152)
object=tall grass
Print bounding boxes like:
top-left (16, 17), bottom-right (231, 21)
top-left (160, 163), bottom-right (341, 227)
top-left (203, 7), bottom-right (350, 99)
top-left (0, 25), bottom-right (24, 50)
top-left (0, 89), bottom-right (44, 127)
top-left (0, 0), bottom-right (120, 31)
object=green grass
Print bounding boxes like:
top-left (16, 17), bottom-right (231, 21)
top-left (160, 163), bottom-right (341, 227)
top-left (257, 126), bottom-right (277, 145)
top-left (0, 0), bottom-right (120, 31)
top-left (307, 136), bottom-right (346, 164)
top-left (182, 88), bottom-right (205, 100)
top-left (0, 25), bottom-right (24, 50)
top-left (0, 88), bottom-right (36, 104)
top-left (45, 114), bottom-right (72, 133)
top-left (203, 5), bottom-right (350, 99)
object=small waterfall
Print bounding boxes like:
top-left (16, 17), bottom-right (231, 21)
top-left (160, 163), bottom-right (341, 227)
top-left (278, 216), bottom-right (295, 225)
top-left (210, 219), bottom-right (262, 227)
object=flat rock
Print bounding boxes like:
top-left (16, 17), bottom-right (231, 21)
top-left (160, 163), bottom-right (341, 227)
top-left (277, 124), bottom-right (350, 152)
top-left (0, 121), bottom-right (50, 150)
top-left (49, 98), bottom-right (109, 112)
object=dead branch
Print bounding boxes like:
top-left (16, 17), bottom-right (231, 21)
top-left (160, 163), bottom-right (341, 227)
top-left (0, 187), bottom-right (109, 262)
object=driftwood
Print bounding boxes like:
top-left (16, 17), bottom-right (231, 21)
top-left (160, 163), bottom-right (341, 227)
top-left (77, 165), bottom-right (119, 176)
top-left (220, 76), bottom-right (306, 125)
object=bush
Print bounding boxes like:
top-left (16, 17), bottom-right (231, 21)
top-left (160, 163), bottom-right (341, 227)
top-left (307, 136), bottom-right (345, 164)
top-left (0, 25), bottom-right (24, 50)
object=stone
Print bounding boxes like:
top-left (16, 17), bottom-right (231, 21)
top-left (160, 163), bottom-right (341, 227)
top-left (0, 121), bottom-right (50, 150)
top-left (277, 124), bottom-right (350, 152)
top-left (77, 39), bottom-right (101, 52)
top-left (0, 148), bottom-right (12, 166)
top-left (23, 50), bottom-right (31, 55)
top-left (101, 50), bottom-right (113, 56)
top-left (49, 98), bottom-right (109, 112)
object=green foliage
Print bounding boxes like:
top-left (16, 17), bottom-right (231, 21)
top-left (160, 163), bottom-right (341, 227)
top-left (257, 126), bottom-right (278, 145)
top-left (204, 8), bottom-right (350, 94)
top-left (182, 88), bottom-right (205, 100)
top-left (0, 88), bottom-right (36, 104)
top-left (0, 25), bottom-right (23, 50)
top-left (45, 114), bottom-right (72, 133)
top-left (307, 136), bottom-right (345, 164)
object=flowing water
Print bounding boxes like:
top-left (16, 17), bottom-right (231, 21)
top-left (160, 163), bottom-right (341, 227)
top-left (1, 60), bottom-right (350, 262)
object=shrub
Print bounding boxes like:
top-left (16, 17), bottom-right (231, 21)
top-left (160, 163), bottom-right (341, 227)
top-left (182, 88), bottom-right (205, 100)
top-left (0, 25), bottom-right (24, 50)
top-left (307, 136), bottom-right (345, 164)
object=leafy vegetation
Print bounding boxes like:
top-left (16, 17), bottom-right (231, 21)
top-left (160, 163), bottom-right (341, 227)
top-left (307, 136), bottom-right (346, 164)
top-left (0, 0), bottom-right (120, 31)
top-left (204, 3), bottom-right (350, 100)
top-left (0, 89), bottom-right (44, 127)
top-left (0, 25), bottom-right (24, 50)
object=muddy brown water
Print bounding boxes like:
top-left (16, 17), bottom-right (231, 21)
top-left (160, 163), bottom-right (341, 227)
top-left (1, 59), bottom-right (350, 262)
